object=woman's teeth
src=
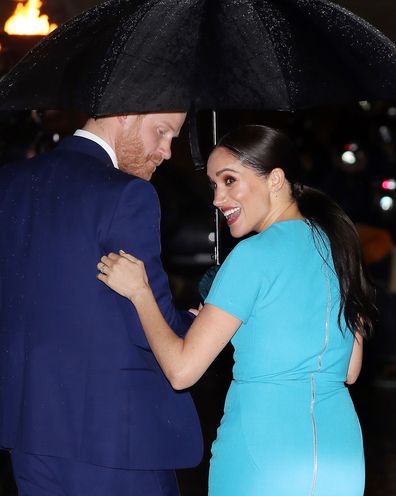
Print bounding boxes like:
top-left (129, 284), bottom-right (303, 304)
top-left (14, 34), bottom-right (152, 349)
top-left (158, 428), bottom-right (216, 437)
top-left (223, 207), bottom-right (241, 221)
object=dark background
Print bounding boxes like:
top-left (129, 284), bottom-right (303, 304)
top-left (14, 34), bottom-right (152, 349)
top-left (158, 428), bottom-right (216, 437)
top-left (0, 1), bottom-right (396, 495)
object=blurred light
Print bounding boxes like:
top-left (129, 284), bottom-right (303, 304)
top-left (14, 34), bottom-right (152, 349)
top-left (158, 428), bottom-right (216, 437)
top-left (341, 151), bottom-right (357, 165)
top-left (387, 106), bottom-right (396, 117)
top-left (380, 196), bottom-right (394, 211)
top-left (193, 253), bottom-right (213, 264)
top-left (359, 101), bottom-right (371, 111)
top-left (343, 143), bottom-right (358, 152)
top-left (382, 179), bottom-right (396, 191)
top-left (379, 125), bottom-right (393, 143)
top-left (208, 232), bottom-right (215, 242)
top-left (52, 133), bottom-right (60, 143)
top-left (4, 0), bottom-right (57, 36)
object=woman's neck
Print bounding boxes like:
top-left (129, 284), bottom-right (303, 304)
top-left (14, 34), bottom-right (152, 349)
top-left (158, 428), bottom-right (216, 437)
top-left (258, 200), bottom-right (303, 232)
top-left (276, 201), bottom-right (304, 223)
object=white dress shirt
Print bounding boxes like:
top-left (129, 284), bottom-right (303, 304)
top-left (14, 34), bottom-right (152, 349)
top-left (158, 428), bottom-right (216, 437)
top-left (74, 129), bottom-right (118, 169)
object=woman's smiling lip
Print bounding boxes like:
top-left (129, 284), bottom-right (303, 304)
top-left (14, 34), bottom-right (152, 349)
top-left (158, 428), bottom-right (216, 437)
top-left (221, 207), bottom-right (241, 225)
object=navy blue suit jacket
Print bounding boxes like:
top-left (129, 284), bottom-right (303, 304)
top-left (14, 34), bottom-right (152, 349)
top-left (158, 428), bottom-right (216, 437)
top-left (0, 136), bottom-right (203, 469)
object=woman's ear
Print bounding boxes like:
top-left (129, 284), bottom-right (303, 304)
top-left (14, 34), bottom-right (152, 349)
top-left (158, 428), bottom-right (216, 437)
top-left (269, 168), bottom-right (286, 193)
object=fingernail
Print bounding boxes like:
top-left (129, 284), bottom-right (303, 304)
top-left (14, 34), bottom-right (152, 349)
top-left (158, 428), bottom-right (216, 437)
top-left (120, 249), bottom-right (125, 254)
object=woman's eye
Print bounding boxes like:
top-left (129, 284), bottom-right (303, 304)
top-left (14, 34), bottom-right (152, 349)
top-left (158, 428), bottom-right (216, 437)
top-left (225, 176), bottom-right (235, 185)
top-left (209, 181), bottom-right (217, 190)
top-left (158, 128), bottom-right (167, 137)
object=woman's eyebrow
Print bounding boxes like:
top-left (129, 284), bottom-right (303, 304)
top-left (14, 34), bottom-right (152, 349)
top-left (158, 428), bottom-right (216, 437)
top-left (215, 168), bottom-right (239, 176)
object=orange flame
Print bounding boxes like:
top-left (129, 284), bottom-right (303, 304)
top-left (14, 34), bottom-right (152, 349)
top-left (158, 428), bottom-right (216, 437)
top-left (4, 0), bottom-right (57, 35)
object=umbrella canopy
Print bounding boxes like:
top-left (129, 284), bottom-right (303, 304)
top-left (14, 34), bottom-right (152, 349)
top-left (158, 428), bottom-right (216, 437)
top-left (0, 0), bottom-right (396, 115)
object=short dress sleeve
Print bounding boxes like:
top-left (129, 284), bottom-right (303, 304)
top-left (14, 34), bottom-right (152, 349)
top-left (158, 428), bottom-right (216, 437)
top-left (205, 238), bottom-right (266, 322)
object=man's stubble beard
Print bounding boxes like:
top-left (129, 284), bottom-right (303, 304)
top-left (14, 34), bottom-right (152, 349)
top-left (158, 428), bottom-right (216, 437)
top-left (116, 123), bottom-right (155, 180)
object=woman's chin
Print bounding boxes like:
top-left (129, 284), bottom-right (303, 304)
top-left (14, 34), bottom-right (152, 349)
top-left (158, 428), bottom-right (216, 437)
top-left (229, 225), bottom-right (248, 239)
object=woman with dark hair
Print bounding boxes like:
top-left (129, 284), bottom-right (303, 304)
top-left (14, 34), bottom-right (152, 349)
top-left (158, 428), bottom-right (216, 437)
top-left (97, 125), bottom-right (376, 496)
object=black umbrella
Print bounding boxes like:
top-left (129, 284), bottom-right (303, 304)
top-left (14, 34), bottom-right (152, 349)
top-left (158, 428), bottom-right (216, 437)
top-left (0, 0), bottom-right (396, 115)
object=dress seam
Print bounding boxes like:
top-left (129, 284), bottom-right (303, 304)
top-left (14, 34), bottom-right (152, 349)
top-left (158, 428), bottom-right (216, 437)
top-left (310, 251), bottom-right (331, 496)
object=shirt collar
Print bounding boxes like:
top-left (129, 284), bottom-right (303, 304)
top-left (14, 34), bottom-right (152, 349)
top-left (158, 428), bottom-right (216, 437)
top-left (74, 129), bottom-right (118, 169)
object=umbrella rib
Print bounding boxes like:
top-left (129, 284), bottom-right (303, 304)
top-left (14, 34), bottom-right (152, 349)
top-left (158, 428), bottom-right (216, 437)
top-left (224, 0), bottom-right (293, 109)
top-left (97, 0), bottom-right (204, 112)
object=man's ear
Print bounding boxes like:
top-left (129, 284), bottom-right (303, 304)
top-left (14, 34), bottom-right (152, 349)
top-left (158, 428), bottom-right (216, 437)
top-left (269, 168), bottom-right (286, 193)
top-left (117, 115), bottom-right (128, 124)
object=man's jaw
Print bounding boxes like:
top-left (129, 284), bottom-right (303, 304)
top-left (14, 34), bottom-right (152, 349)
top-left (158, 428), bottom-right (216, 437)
top-left (148, 155), bottom-right (164, 174)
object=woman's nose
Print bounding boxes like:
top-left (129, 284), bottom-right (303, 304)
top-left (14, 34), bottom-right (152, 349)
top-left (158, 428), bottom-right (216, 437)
top-left (212, 187), bottom-right (225, 207)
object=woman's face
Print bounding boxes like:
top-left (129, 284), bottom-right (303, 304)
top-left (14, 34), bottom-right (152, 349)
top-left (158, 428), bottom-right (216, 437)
top-left (207, 147), bottom-right (272, 238)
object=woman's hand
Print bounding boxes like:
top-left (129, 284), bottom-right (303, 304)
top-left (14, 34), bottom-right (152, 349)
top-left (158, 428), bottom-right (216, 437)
top-left (97, 251), bottom-right (150, 302)
top-left (188, 303), bottom-right (203, 316)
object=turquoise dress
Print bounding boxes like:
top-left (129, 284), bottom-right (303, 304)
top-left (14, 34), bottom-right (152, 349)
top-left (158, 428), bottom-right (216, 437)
top-left (205, 220), bottom-right (364, 496)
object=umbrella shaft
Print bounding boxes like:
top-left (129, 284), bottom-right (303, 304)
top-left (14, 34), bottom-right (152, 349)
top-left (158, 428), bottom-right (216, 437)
top-left (212, 110), bottom-right (218, 147)
top-left (212, 110), bottom-right (220, 266)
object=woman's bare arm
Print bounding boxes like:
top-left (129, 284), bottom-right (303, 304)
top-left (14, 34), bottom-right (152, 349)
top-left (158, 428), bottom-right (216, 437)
top-left (97, 252), bottom-right (241, 389)
top-left (346, 333), bottom-right (363, 385)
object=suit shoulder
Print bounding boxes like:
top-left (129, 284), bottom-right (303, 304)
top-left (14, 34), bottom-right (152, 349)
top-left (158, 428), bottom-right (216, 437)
top-left (122, 175), bottom-right (158, 198)
top-left (116, 176), bottom-right (160, 215)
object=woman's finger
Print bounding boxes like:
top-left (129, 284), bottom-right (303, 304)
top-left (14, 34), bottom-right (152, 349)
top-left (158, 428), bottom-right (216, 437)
top-left (108, 252), bottom-right (119, 260)
top-left (119, 251), bottom-right (141, 264)
top-left (97, 261), bottom-right (108, 274)
top-left (100, 253), bottom-right (122, 268)
top-left (96, 272), bottom-right (107, 282)
top-left (101, 255), bottom-right (110, 265)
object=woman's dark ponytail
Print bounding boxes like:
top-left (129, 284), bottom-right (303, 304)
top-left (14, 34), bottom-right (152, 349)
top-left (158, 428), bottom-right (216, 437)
top-left (293, 186), bottom-right (376, 338)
